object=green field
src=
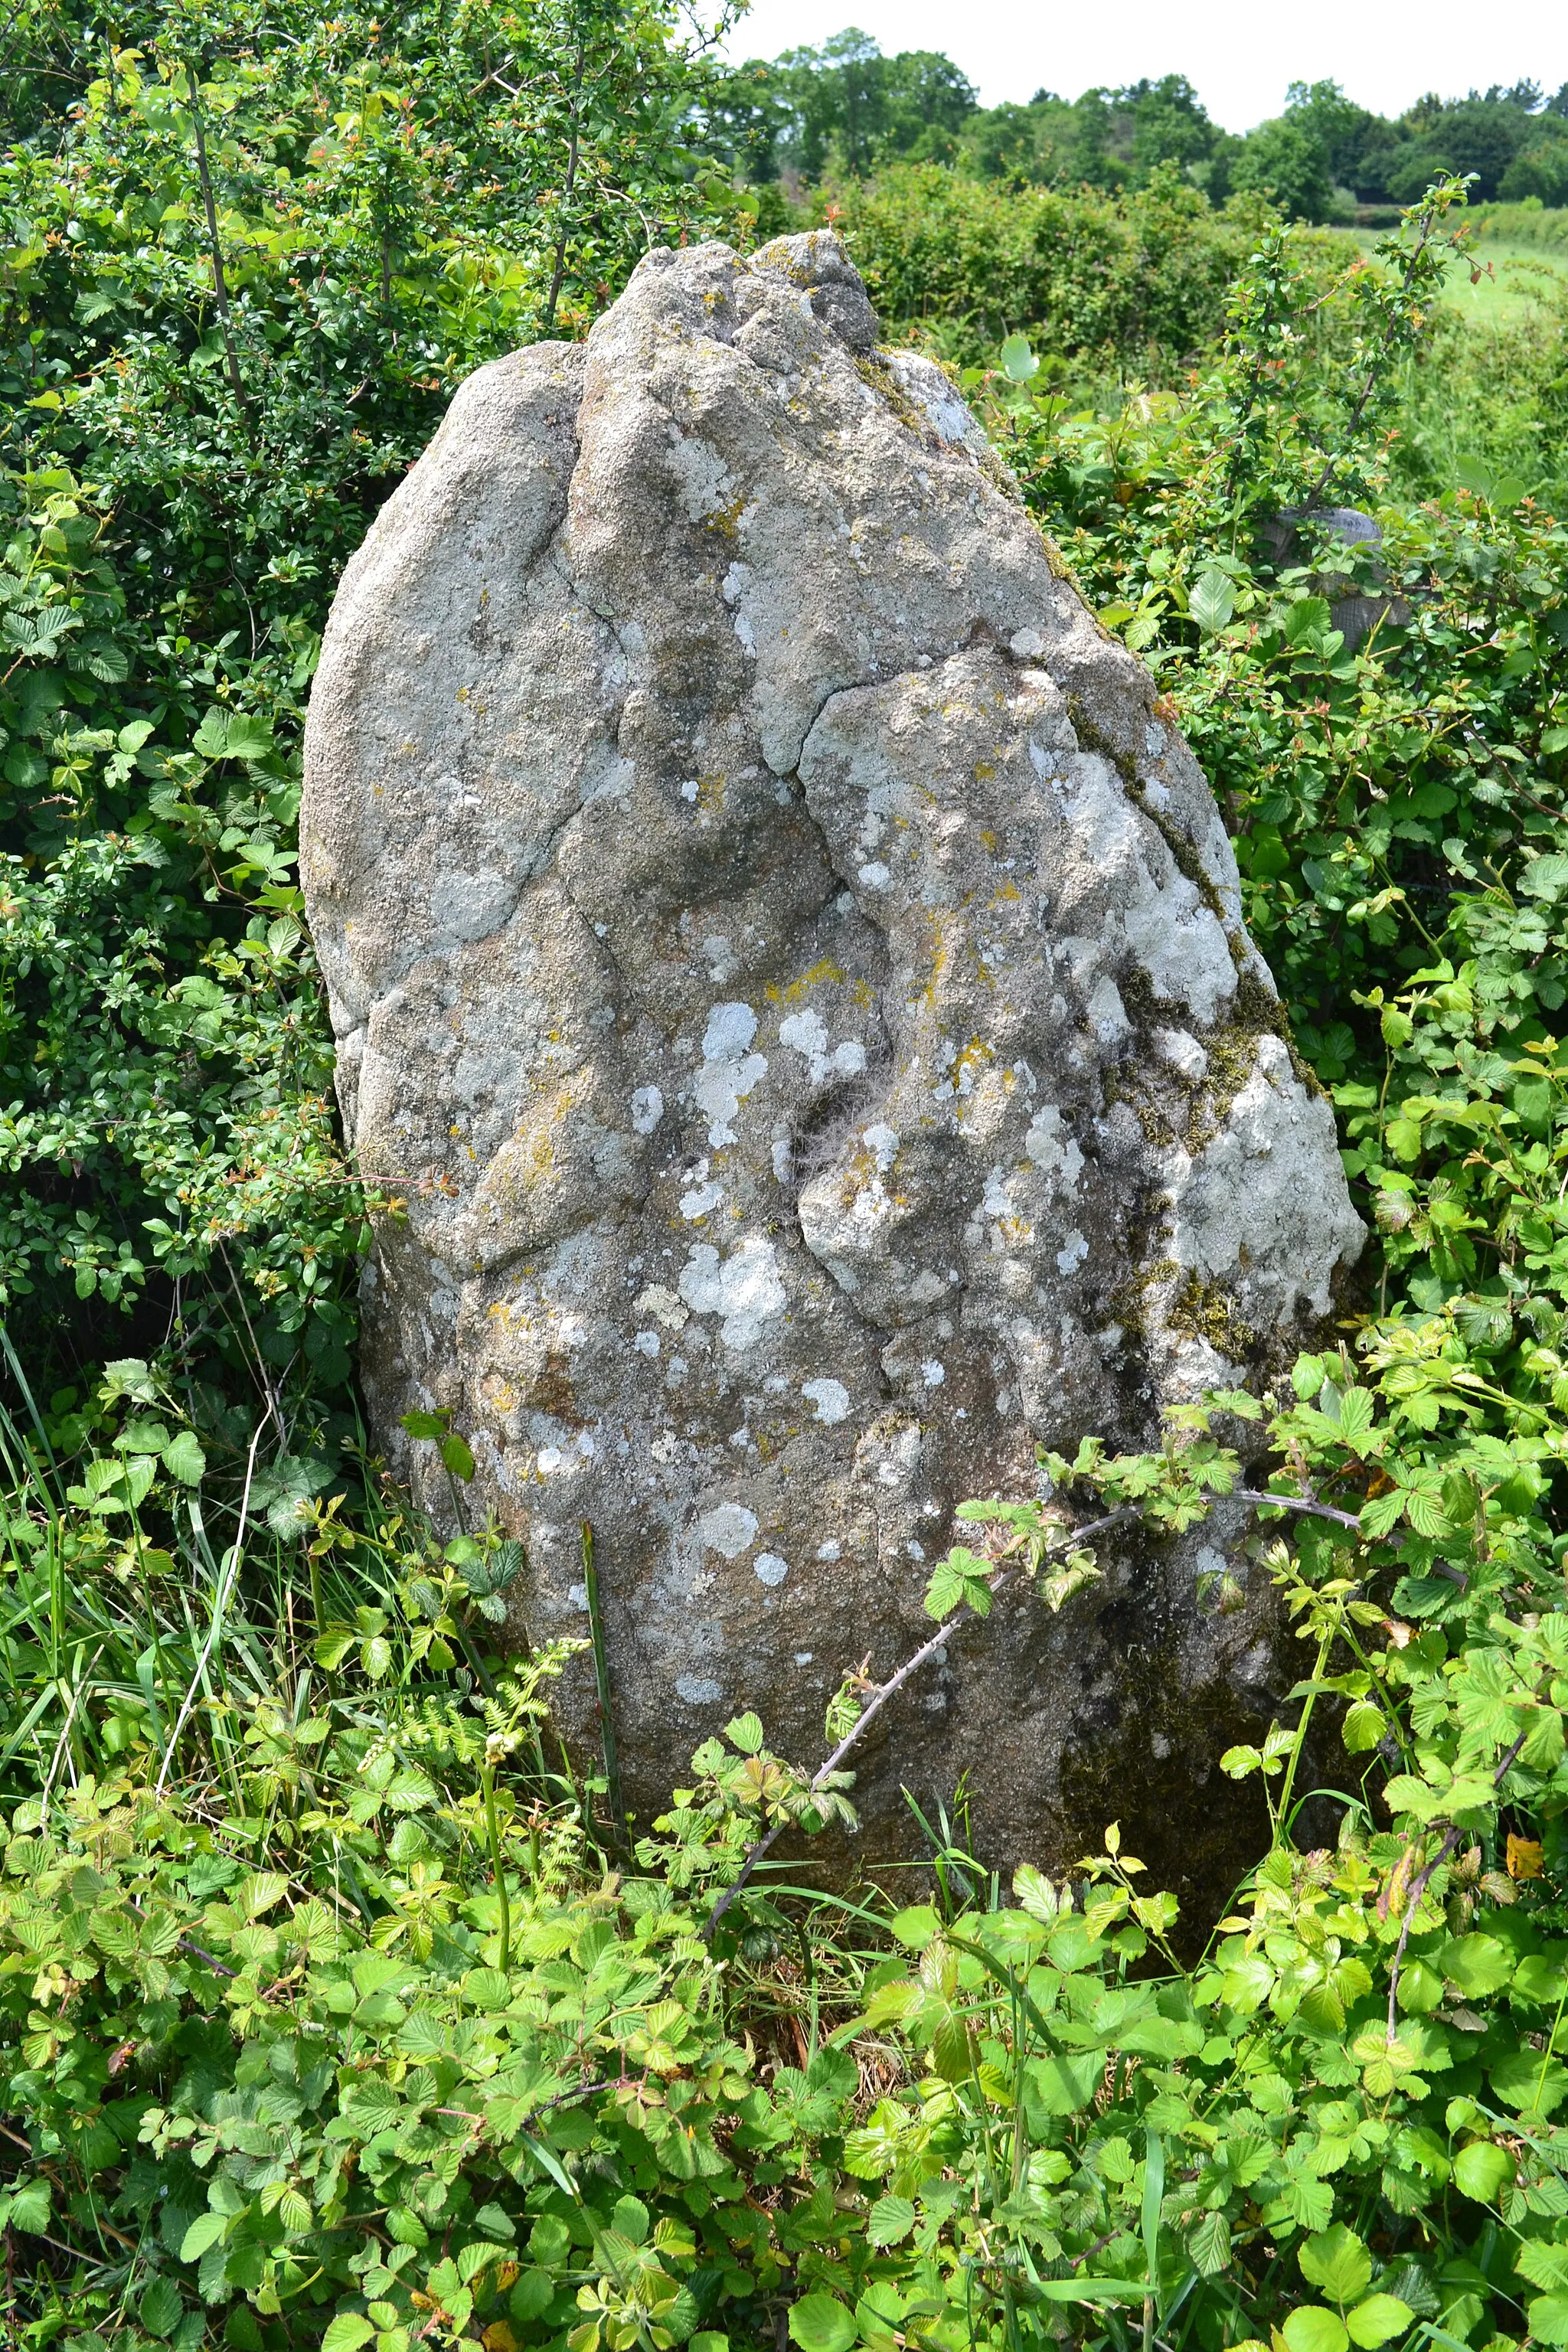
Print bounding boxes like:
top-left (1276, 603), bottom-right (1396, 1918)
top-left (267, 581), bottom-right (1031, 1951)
top-left (1355, 229), bottom-right (1566, 320)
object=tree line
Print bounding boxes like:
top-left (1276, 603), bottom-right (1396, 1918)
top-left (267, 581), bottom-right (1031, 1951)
top-left (716, 31), bottom-right (1568, 220)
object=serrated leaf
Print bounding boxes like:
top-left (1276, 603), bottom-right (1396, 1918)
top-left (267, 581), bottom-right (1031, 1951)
top-left (1342, 1700), bottom-right (1385, 1753)
top-left (1188, 2207), bottom-right (1230, 2276)
top-left (322, 2320), bottom-right (376, 2352)
top-left (867, 2194), bottom-right (915, 2247)
top-left (139, 2278), bottom-right (183, 2341)
top-left (160, 1429), bottom-right (206, 1486)
top-left (1014, 1863), bottom-right (1060, 1922)
top-left (179, 2210), bottom-right (228, 2262)
top-left (1402, 1488), bottom-right (1456, 1540)
top-left (439, 1432), bottom-right (475, 1480)
top-left (1529, 2296), bottom-right (1568, 2348)
top-left (788, 2295), bottom-right (855, 2352)
top-left (1346, 2296), bottom-right (1413, 2348)
top-left (1190, 567), bottom-right (1236, 635)
top-left (1300, 2224), bottom-right (1372, 2305)
top-left (1282, 2308), bottom-right (1348, 2352)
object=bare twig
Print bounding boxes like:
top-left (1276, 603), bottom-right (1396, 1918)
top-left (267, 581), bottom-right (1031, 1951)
top-left (1230, 1487), bottom-right (1364, 1530)
top-left (705, 1506), bottom-right (1144, 1939)
top-left (180, 57), bottom-right (250, 421)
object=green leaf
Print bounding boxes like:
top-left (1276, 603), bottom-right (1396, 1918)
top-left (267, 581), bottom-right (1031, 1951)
top-left (3, 2177), bottom-right (51, 2235)
top-left (1358, 1490), bottom-right (1406, 1538)
top-left (725, 1712), bottom-right (764, 1756)
top-left (179, 2211), bottom-right (228, 2262)
top-left (1190, 567), bottom-right (1236, 635)
top-left (160, 1429), bottom-right (206, 1486)
top-left (439, 1432), bottom-right (475, 1480)
top-left (321, 2319), bottom-right (377, 2352)
top-left (788, 2294), bottom-right (855, 2352)
top-left (139, 2278), bottom-right (184, 2341)
top-left (1517, 2243), bottom-right (1568, 2293)
top-left (1300, 2226), bottom-right (1373, 2306)
top-left (1489, 2050), bottom-right (1568, 2117)
top-left (867, 2194), bottom-right (915, 2247)
top-left (609, 2196), bottom-right (648, 2246)
top-left (1452, 2140), bottom-right (1514, 2202)
top-left (1187, 2208), bottom-right (1230, 2276)
top-left (1342, 1700), bottom-right (1385, 1753)
top-left (1439, 1934), bottom-right (1513, 1997)
top-left (999, 332), bottom-right (1038, 383)
top-left (889, 1904), bottom-right (940, 1949)
top-left (1346, 2295), bottom-right (1413, 2347)
top-left (1395, 1959), bottom-right (1444, 2016)
top-left (1529, 2298), bottom-right (1568, 2349)
top-left (192, 707), bottom-right (276, 765)
top-left (1282, 2309), bottom-right (1350, 2352)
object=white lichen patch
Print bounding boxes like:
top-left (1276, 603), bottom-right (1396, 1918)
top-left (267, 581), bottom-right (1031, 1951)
top-left (1164, 1035), bottom-right (1364, 1320)
top-left (1024, 1106), bottom-right (1083, 1191)
top-left (779, 1008), bottom-right (867, 1086)
top-left (802, 1376), bottom-right (851, 1424)
top-left (665, 429), bottom-right (737, 525)
top-left (678, 1234), bottom-right (788, 1349)
top-left (694, 1001), bottom-right (768, 1145)
top-left (697, 1501), bottom-right (759, 1558)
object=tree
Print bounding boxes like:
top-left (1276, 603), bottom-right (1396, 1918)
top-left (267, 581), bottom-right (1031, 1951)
top-left (1231, 114), bottom-right (1335, 222)
top-left (765, 29), bottom-right (975, 178)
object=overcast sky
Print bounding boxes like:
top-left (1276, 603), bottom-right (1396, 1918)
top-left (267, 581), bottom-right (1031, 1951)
top-left (714, 0), bottom-right (1568, 134)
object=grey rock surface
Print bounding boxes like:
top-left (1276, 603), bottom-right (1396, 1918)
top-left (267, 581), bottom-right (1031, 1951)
top-left (302, 232), bottom-right (1364, 1893)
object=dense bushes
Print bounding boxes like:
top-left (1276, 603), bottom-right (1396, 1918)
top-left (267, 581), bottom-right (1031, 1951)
top-left (815, 165), bottom-right (1283, 368)
top-left (0, 0), bottom-right (742, 1447)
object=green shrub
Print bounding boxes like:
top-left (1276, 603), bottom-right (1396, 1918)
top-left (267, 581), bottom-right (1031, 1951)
top-left (818, 165), bottom-right (1294, 371)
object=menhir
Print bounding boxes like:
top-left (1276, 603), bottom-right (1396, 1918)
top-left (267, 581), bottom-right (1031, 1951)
top-left (301, 232), bottom-right (1363, 1906)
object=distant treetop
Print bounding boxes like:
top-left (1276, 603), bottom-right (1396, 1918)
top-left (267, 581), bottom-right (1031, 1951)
top-left (714, 37), bottom-right (1568, 220)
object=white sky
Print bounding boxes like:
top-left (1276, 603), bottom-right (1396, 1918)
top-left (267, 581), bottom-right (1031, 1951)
top-left (715, 0), bottom-right (1568, 134)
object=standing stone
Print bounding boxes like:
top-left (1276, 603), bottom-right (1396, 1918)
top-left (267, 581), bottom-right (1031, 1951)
top-left (302, 234), bottom-right (1362, 1900)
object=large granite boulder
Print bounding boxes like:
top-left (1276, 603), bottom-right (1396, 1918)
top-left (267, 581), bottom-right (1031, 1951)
top-left (302, 233), bottom-right (1363, 1900)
